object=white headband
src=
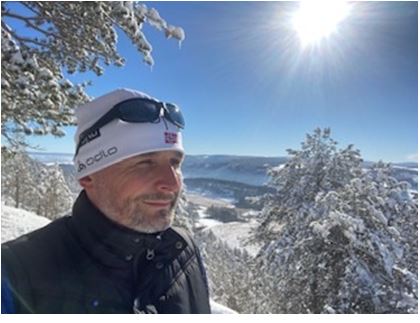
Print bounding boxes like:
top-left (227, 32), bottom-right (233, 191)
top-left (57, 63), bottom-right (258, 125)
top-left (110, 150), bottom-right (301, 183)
top-left (73, 88), bottom-right (184, 179)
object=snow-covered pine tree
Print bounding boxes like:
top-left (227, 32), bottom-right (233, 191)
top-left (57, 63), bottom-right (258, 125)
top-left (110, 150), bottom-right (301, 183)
top-left (195, 229), bottom-right (255, 313)
top-left (173, 195), bottom-right (253, 312)
top-left (173, 191), bottom-right (197, 233)
top-left (253, 127), bottom-right (363, 244)
top-left (37, 163), bottom-right (74, 220)
top-left (307, 163), bottom-right (418, 313)
top-left (1, 148), bottom-right (40, 209)
top-left (1, 2), bottom-right (184, 146)
top-left (251, 128), bottom-right (418, 313)
top-left (1, 150), bottom-right (74, 219)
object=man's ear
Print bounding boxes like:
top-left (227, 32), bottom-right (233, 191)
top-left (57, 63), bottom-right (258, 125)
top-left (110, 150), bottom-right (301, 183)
top-left (78, 175), bottom-right (94, 189)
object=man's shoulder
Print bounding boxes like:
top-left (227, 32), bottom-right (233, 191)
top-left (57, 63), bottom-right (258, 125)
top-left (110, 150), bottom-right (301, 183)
top-left (169, 225), bottom-right (190, 236)
top-left (167, 226), bottom-right (203, 259)
top-left (1, 216), bottom-right (76, 314)
top-left (1, 215), bottom-right (79, 288)
top-left (168, 226), bottom-right (195, 244)
top-left (2, 216), bottom-right (71, 258)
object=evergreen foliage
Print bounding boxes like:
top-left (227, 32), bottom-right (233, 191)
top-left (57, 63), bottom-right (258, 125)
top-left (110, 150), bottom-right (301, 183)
top-left (1, 150), bottom-right (74, 219)
top-left (251, 128), bottom-right (418, 313)
top-left (1, 2), bottom-right (184, 146)
top-left (196, 229), bottom-right (255, 313)
top-left (173, 191), bottom-right (196, 233)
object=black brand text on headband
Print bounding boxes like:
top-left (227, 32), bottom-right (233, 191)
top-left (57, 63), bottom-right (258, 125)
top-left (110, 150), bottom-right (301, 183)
top-left (75, 97), bottom-right (185, 156)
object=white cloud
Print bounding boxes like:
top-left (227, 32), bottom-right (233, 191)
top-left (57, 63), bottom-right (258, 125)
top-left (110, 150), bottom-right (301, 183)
top-left (405, 153), bottom-right (418, 162)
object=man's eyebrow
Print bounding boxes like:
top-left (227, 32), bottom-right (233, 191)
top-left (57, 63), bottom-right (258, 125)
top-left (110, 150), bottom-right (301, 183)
top-left (135, 151), bottom-right (184, 159)
top-left (174, 151), bottom-right (184, 159)
top-left (137, 152), bottom-right (158, 158)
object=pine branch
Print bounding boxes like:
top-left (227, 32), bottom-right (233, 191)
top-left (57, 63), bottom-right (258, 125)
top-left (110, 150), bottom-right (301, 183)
top-left (2, 11), bottom-right (54, 38)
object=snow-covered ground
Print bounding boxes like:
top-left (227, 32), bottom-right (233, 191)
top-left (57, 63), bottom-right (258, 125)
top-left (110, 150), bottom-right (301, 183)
top-left (202, 220), bottom-right (262, 257)
top-left (210, 299), bottom-right (237, 314)
top-left (192, 198), bottom-right (262, 256)
top-left (1, 204), bottom-right (51, 243)
top-left (196, 205), bottom-right (224, 228)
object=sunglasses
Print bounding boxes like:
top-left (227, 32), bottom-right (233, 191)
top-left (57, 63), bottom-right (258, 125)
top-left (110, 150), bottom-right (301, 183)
top-left (75, 97), bottom-right (185, 156)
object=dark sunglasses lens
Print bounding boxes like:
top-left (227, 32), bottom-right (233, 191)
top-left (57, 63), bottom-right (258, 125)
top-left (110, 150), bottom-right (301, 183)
top-left (166, 103), bottom-right (185, 128)
top-left (119, 100), bottom-right (160, 122)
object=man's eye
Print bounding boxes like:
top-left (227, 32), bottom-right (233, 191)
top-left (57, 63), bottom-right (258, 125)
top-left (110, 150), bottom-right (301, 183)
top-left (137, 160), bottom-right (153, 167)
top-left (171, 159), bottom-right (182, 168)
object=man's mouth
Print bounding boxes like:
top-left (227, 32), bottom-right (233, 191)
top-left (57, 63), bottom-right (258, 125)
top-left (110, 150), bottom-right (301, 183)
top-left (142, 200), bottom-right (173, 208)
top-left (141, 193), bottom-right (177, 208)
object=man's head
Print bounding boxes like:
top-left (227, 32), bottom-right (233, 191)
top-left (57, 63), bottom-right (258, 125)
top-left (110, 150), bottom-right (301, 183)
top-left (74, 88), bottom-right (185, 233)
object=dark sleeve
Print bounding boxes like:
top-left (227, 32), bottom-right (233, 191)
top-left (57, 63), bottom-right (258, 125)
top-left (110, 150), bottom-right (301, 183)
top-left (1, 243), bottom-right (33, 314)
top-left (1, 267), bottom-right (16, 314)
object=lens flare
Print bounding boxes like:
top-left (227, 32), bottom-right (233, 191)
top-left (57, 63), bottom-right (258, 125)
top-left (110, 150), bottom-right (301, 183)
top-left (292, 1), bottom-right (351, 47)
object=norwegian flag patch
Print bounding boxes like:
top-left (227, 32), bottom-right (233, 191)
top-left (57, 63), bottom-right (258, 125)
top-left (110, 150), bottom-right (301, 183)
top-left (164, 132), bottom-right (178, 144)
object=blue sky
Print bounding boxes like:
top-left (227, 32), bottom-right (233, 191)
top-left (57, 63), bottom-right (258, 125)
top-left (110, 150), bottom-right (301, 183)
top-left (21, 1), bottom-right (417, 163)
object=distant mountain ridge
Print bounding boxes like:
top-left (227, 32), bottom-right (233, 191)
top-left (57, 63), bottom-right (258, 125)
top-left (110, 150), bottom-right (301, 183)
top-left (182, 155), bottom-right (289, 186)
top-left (28, 151), bottom-right (74, 164)
top-left (29, 152), bottom-right (418, 192)
top-left (28, 152), bottom-right (288, 186)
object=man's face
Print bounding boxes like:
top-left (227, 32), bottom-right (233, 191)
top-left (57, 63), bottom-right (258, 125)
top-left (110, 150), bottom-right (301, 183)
top-left (86, 150), bottom-right (184, 233)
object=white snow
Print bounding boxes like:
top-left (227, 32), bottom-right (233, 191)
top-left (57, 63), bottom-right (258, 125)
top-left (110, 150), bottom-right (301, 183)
top-left (10, 51), bottom-right (24, 65)
top-left (199, 218), bottom-right (224, 228)
top-left (210, 299), bottom-right (237, 314)
top-left (203, 220), bottom-right (262, 257)
top-left (196, 206), bottom-right (224, 228)
top-left (1, 204), bottom-right (50, 243)
top-left (270, 164), bottom-right (285, 172)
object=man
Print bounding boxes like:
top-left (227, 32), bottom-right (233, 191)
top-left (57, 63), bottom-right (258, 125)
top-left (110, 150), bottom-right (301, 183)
top-left (1, 88), bottom-right (211, 314)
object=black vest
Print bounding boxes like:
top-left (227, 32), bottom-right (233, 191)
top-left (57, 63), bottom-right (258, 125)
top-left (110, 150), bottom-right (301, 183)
top-left (1, 191), bottom-right (211, 313)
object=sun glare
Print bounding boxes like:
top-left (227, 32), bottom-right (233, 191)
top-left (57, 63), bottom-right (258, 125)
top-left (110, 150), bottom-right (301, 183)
top-left (292, 1), bottom-right (351, 47)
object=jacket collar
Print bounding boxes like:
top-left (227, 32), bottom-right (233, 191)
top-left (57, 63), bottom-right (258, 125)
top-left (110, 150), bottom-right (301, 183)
top-left (69, 190), bottom-right (174, 268)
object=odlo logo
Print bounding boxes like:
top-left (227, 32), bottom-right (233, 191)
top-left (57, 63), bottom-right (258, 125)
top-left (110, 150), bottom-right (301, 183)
top-left (77, 146), bottom-right (118, 173)
top-left (77, 161), bottom-right (87, 172)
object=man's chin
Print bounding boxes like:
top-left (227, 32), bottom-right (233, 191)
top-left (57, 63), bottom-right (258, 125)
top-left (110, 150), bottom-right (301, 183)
top-left (132, 210), bottom-right (174, 234)
top-left (135, 220), bottom-right (173, 234)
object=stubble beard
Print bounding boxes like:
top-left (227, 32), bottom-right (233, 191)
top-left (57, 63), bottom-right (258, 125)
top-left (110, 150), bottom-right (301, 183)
top-left (122, 193), bottom-right (179, 233)
top-left (91, 172), bottom-right (181, 233)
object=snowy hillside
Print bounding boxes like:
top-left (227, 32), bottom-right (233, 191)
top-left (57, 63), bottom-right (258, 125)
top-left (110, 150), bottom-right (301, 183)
top-left (182, 155), bottom-right (288, 186)
top-left (201, 220), bottom-right (262, 257)
top-left (1, 204), bottom-right (51, 243)
top-left (187, 193), bottom-right (261, 256)
top-left (390, 166), bottom-right (418, 190)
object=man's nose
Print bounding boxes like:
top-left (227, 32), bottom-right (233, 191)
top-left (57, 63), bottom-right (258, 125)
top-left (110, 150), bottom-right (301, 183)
top-left (156, 165), bottom-right (181, 192)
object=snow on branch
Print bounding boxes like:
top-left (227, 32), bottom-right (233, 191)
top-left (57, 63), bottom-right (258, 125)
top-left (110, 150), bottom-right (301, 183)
top-left (1, 2), bottom-right (185, 146)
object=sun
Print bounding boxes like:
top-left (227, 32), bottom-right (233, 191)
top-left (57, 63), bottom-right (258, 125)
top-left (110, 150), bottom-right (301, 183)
top-left (292, 1), bottom-right (351, 47)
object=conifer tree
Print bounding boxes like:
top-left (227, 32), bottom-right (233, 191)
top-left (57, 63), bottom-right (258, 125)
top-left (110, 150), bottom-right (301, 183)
top-left (37, 163), bottom-right (73, 219)
top-left (251, 128), bottom-right (417, 313)
top-left (2, 2), bottom-right (184, 146)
